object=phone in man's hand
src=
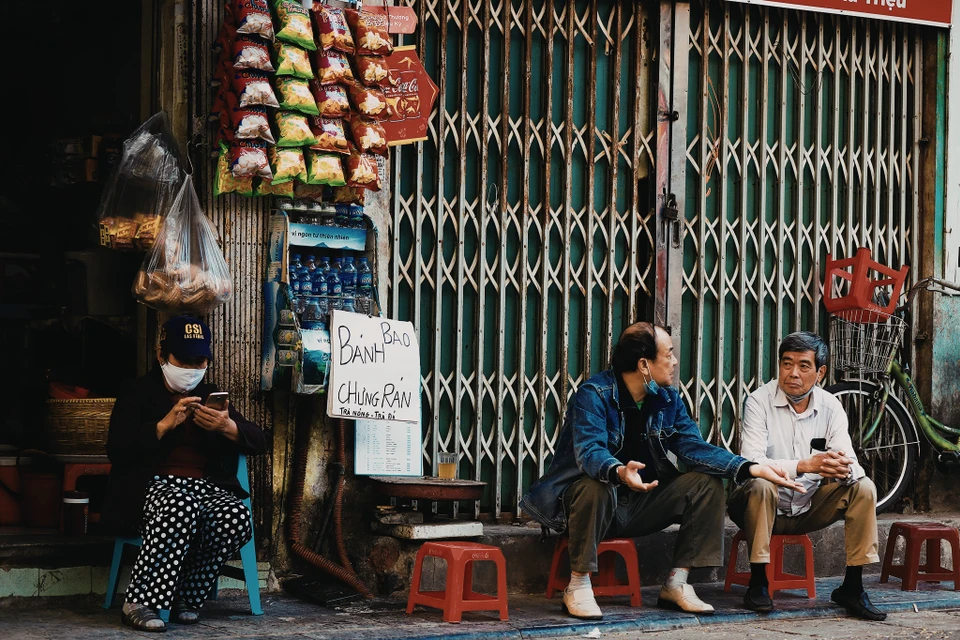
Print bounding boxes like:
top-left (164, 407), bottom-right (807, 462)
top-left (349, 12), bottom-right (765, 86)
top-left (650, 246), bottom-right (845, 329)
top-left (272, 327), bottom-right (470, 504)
top-left (205, 392), bottom-right (229, 411)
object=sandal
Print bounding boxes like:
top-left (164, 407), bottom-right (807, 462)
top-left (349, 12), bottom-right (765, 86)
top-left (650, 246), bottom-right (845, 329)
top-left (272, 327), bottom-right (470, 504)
top-left (172, 603), bottom-right (201, 625)
top-left (121, 603), bottom-right (167, 632)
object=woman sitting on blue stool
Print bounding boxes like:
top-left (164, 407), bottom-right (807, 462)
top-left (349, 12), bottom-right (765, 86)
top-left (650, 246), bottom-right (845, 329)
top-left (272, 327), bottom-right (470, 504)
top-left (101, 316), bottom-right (268, 632)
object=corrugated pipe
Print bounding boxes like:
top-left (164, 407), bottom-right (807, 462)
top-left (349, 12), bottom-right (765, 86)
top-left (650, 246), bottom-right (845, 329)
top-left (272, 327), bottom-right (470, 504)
top-left (286, 415), bottom-right (372, 598)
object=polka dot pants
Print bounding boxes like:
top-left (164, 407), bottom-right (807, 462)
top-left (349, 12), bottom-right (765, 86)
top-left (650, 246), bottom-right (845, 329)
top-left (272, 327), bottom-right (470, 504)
top-left (126, 475), bottom-right (252, 611)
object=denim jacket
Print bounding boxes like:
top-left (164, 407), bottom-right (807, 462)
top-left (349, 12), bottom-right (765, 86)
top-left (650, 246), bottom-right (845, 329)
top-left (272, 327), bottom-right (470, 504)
top-left (518, 369), bottom-right (750, 533)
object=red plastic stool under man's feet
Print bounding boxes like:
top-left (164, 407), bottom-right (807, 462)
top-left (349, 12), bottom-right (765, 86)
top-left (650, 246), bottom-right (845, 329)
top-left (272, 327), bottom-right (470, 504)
top-left (881, 522), bottom-right (960, 591)
top-left (406, 541), bottom-right (509, 623)
top-left (545, 537), bottom-right (642, 607)
top-left (724, 531), bottom-right (816, 598)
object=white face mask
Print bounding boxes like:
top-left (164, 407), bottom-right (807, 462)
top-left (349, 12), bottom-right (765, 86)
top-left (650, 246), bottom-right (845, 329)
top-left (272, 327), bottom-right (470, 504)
top-left (160, 361), bottom-right (207, 393)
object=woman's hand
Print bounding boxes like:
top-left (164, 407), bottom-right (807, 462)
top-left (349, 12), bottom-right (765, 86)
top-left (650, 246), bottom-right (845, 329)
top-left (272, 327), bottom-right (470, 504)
top-left (156, 396), bottom-right (201, 440)
top-left (193, 401), bottom-right (240, 442)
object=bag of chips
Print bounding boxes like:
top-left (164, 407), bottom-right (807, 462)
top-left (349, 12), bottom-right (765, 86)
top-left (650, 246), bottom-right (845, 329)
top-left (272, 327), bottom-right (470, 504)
top-left (312, 5), bottom-right (355, 54)
top-left (329, 186), bottom-right (366, 205)
top-left (228, 139), bottom-right (273, 179)
top-left (232, 34), bottom-right (274, 71)
top-left (275, 76), bottom-right (319, 115)
top-left (348, 115), bottom-right (388, 156)
top-left (233, 70), bottom-right (281, 108)
top-left (255, 177), bottom-right (296, 197)
top-left (273, 40), bottom-right (313, 79)
top-left (344, 81), bottom-right (391, 119)
top-left (345, 146), bottom-right (381, 191)
top-left (231, 103), bottom-right (275, 143)
top-left (295, 182), bottom-right (328, 201)
top-left (313, 50), bottom-right (355, 86)
top-left (309, 116), bottom-right (350, 154)
top-left (345, 9), bottom-right (393, 56)
top-left (214, 141), bottom-right (254, 196)
top-left (268, 146), bottom-right (306, 184)
top-left (214, 18), bottom-right (236, 54)
top-left (310, 81), bottom-right (350, 118)
top-left (354, 55), bottom-right (395, 88)
top-left (273, 0), bottom-right (316, 50)
top-left (306, 151), bottom-right (346, 186)
top-left (273, 110), bottom-right (317, 147)
top-left (234, 0), bottom-right (275, 41)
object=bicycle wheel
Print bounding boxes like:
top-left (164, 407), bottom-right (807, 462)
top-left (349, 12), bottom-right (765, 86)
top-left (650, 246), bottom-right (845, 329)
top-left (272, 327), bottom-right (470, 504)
top-left (826, 381), bottom-right (917, 513)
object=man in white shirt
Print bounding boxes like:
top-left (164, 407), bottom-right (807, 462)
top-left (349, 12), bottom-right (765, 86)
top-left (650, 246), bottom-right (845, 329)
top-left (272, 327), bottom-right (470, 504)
top-left (728, 331), bottom-right (884, 621)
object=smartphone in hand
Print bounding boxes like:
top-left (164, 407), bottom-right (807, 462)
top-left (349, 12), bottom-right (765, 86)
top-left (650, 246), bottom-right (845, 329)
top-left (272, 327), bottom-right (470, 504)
top-left (205, 392), bottom-right (229, 411)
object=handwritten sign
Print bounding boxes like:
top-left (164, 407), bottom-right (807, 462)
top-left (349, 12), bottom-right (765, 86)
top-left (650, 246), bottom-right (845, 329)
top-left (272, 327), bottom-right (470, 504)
top-left (326, 311), bottom-right (421, 423)
top-left (355, 419), bottom-right (422, 476)
top-left (727, 0), bottom-right (951, 27)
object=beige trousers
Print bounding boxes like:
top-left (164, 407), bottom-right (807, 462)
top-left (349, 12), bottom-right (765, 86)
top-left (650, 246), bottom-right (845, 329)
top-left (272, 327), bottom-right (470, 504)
top-left (727, 477), bottom-right (880, 566)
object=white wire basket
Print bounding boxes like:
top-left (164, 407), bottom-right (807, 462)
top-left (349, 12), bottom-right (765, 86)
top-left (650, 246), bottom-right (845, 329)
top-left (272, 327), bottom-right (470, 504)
top-left (829, 309), bottom-right (906, 374)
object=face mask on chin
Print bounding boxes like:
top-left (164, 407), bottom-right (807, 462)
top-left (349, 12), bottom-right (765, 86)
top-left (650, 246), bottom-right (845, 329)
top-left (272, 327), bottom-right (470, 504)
top-left (783, 385), bottom-right (815, 404)
top-left (160, 361), bottom-right (207, 393)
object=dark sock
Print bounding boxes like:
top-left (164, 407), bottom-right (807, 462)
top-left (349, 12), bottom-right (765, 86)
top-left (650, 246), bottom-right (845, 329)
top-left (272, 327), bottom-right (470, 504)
top-left (841, 565), bottom-right (864, 594)
top-left (749, 563), bottom-right (769, 589)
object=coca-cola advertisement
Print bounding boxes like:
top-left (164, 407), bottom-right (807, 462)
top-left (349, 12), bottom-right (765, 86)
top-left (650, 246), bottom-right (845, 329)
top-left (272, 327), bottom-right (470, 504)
top-left (382, 46), bottom-right (438, 146)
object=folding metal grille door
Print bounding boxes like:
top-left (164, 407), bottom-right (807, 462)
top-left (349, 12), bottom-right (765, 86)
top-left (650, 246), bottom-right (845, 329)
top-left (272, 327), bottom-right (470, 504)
top-left (390, 0), bottom-right (658, 516)
top-left (683, 1), bottom-right (921, 450)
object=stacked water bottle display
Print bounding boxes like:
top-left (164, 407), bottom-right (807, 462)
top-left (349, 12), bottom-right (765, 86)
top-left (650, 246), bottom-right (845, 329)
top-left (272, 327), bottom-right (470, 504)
top-left (289, 204), bottom-right (366, 229)
top-left (289, 252), bottom-right (374, 329)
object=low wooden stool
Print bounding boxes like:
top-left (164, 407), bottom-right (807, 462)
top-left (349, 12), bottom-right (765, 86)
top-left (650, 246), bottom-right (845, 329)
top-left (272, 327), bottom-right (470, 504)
top-left (406, 541), bottom-right (508, 623)
top-left (545, 537), bottom-right (642, 607)
top-left (724, 530), bottom-right (816, 598)
top-left (881, 522), bottom-right (960, 591)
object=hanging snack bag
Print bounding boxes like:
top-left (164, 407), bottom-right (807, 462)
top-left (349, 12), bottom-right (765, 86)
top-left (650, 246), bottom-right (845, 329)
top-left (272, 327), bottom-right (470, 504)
top-left (310, 81), bottom-right (350, 118)
top-left (295, 182), bottom-right (328, 202)
top-left (313, 50), bottom-right (355, 86)
top-left (273, 0), bottom-right (316, 50)
top-left (228, 139), bottom-right (273, 179)
top-left (275, 76), bottom-right (319, 115)
top-left (345, 146), bottom-right (381, 191)
top-left (232, 34), bottom-right (274, 72)
top-left (273, 110), bottom-right (317, 147)
top-left (255, 177), bottom-right (296, 197)
top-left (348, 115), bottom-right (388, 156)
top-left (273, 40), bottom-right (313, 79)
top-left (329, 186), bottom-right (366, 205)
top-left (345, 81), bottom-right (391, 119)
top-left (268, 146), bottom-right (306, 184)
top-left (235, 0), bottom-right (275, 41)
top-left (306, 151), bottom-right (346, 186)
top-left (345, 9), bottom-right (393, 56)
top-left (231, 103), bottom-right (275, 143)
top-left (354, 55), bottom-right (395, 88)
top-left (214, 18), bottom-right (236, 55)
top-left (233, 70), bottom-right (281, 108)
top-left (214, 141), bottom-right (254, 196)
top-left (309, 116), bottom-right (350, 154)
top-left (312, 5), bottom-right (355, 54)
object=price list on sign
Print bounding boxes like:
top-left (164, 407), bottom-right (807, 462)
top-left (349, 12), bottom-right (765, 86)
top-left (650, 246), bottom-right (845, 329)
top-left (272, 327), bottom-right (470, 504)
top-left (354, 419), bottom-right (422, 477)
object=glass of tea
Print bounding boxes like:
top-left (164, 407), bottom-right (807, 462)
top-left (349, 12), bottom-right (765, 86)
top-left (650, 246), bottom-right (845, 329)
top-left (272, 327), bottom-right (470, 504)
top-left (437, 452), bottom-right (457, 480)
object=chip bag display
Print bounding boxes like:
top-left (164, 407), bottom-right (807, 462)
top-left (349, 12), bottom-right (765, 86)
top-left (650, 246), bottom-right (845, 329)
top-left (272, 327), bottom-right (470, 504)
top-left (232, 34), bottom-right (274, 71)
top-left (228, 139), bottom-right (273, 179)
top-left (344, 81), bottom-right (391, 119)
top-left (273, 40), bottom-right (313, 79)
top-left (354, 55), bottom-right (395, 88)
top-left (214, 141), bottom-right (254, 196)
top-left (313, 50), bottom-right (355, 86)
top-left (345, 9), bottom-right (393, 56)
top-left (312, 5), bottom-right (355, 54)
top-left (235, 0), bottom-right (275, 41)
top-left (310, 81), bottom-right (350, 118)
top-left (348, 115), bottom-right (388, 156)
top-left (231, 103), bottom-right (275, 143)
top-left (273, 110), bottom-right (317, 147)
top-left (306, 151), bottom-right (346, 186)
top-left (255, 177), bottom-right (296, 197)
top-left (233, 70), bottom-right (281, 108)
top-left (345, 146), bottom-right (381, 191)
top-left (275, 76), bottom-right (319, 115)
top-left (273, 0), bottom-right (316, 50)
top-left (295, 182), bottom-right (328, 201)
top-left (309, 116), bottom-right (349, 154)
top-left (268, 146), bottom-right (306, 184)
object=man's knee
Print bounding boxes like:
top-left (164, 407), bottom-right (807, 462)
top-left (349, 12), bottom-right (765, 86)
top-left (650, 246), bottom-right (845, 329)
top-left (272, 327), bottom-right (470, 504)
top-left (848, 476), bottom-right (877, 506)
top-left (566, 477), bottom-right (615, 506)
top-left (742, 478), bottom-right (779, 501)
top-left (686, 472), bottom-right (725, 501)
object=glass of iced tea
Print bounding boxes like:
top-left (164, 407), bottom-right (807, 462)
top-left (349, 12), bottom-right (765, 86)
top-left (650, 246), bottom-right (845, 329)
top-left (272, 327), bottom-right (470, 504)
top-left (437, 452), bottom-right (457, 480)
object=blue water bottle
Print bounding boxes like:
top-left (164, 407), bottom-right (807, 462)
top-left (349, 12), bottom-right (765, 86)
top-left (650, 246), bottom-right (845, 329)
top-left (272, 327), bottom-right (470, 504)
top-left (327, 266), bottom-right (343, 311)
top-left (357, 257), bottom-right (373, 314)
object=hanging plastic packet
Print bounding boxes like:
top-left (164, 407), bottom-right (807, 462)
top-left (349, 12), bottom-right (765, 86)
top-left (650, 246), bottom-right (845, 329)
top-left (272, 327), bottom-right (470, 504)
top-left (345, 9), bottom-right (393, 56)
top-left (233, 70), bottom-right (281, 108)
top-left (345, 146), bottom-right (381, 191)
top-left (255, 177), bottom-right (296, 197)
top-left (232, 103), bottom-right (275, 143)
top-left (228, 139), bottom-right (273, 179)
top-left (232, 34), bottom-right (274, 72)
top-left (309, 116), bottom-right (349, 154)
top-left (330, 186), bottom-right (366, 205)
top-left (295, 182), bottom-right (328, 202)
top-left (273, 0), bottom-right (316, 50)
top-left (214, 141), bottom-right (254, 196)
top-left (268, 146), bottom-right (307, 184)
top-left (310, 82), bottom-right (350, 118)
top-left (344, 81), bottom-right (392, 120)
top-left (314, 50), bottom-right (355, 86)
top-left (354, 55), bottom-right (395, 88)
top-left (348, 115), bottom-right (388, 156)
top-left (273, 110), bottom-right (317, 147)
top-left (273, 40), bottom-right (313, 79)
top-left (275, 76), bottom-right (319, 115)
top-left (234, 0), bottom-right (274, 41)
top-left (214, 16), bottom-right (236, 55)
top-left (312, 5), bottom-right (355, 54)
top-left (305, 151), bottom-right (346, 186)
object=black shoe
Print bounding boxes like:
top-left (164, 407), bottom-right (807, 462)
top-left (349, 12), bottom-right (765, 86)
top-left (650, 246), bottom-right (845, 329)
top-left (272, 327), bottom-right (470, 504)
top-left (830, 587), bottom-right (887, 621)
top-left (742, 585), bottom-right (774, 612)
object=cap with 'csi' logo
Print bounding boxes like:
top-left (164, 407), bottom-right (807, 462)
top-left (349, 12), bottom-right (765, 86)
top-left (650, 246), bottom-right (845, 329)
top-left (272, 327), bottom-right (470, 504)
top-left (159, 316), bottom-right (213, 361)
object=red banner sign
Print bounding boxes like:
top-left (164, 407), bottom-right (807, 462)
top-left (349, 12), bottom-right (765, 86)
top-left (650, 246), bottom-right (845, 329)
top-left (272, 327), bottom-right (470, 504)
top-left (382, 46), bottom-right (439, 147)
top-left (727, 0), bottom-right (952, 27)
top-left (364, 5), bottom-right (418, 34)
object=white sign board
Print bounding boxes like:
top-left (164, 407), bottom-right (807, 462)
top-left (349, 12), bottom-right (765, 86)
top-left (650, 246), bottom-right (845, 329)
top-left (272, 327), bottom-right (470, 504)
top-left (354, 419), bottom-right (423, 476)
top-left (326, 311), bottom-right (421, 423)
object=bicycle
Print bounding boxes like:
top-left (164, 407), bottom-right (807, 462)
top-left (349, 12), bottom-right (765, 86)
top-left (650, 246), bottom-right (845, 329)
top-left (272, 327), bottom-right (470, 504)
top-left (824, 276), bottom-right (960, 513)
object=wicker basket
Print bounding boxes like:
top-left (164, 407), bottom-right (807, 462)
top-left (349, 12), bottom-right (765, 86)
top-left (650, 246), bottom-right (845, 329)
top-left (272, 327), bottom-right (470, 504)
top-left (44, 398), bottom-right (116, 455)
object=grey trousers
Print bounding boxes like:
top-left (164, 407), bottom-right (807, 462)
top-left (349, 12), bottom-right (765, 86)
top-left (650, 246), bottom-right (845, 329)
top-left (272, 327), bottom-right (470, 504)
top-left (562, 471), bottom-right (726, 574)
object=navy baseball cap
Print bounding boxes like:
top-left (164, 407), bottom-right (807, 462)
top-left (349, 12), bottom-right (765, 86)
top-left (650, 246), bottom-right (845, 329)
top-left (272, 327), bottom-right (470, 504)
top-left (159, 316), bottom-right (213, 361)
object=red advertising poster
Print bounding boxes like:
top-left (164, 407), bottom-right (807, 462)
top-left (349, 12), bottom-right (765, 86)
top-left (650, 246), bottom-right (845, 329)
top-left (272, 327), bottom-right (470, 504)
top-left (382, 46), bottom-right (439, 147)
top-left (727, 0), bottom-right (951, 27)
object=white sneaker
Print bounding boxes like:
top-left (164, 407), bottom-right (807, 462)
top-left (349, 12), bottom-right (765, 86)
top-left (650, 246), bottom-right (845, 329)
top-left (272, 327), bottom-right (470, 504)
top-left (562, 585), bottom-right (604, 620)
top-left (656, 583), bottom-right (715, 615)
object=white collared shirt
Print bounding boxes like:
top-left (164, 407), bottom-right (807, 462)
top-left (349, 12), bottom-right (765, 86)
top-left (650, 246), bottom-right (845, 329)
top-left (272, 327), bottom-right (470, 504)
top-left (739, 379), bottom-right (863, 516)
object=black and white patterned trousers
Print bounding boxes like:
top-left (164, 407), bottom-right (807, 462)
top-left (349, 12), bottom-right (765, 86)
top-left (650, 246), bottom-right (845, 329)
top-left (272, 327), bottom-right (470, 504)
top-left (126, 475), bottom-right (252, 611)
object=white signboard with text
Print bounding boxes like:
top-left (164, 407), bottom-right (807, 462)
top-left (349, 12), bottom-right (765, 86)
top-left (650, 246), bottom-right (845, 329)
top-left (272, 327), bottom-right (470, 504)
top-left (326, 311), bottom-right (421, 423)
top-left (354, 419), bottom-right (423, 476)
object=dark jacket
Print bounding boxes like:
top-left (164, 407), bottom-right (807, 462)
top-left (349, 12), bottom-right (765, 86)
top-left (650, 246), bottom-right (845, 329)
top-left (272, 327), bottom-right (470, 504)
top-left (99, 366), bottom-right (268, 535)
top-left (519, 369), bottom-right (750, 533)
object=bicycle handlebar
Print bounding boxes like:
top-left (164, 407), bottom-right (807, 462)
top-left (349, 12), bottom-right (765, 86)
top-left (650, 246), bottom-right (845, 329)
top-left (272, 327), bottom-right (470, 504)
top-left (903, 277), bottom-right (960, 308)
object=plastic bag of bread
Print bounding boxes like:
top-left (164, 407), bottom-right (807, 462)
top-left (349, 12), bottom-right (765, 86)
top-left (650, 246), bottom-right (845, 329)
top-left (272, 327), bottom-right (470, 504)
top-left (134, 176), bottom-right (233, 315)
top-left (312, 5), bottom-right (355, 54)
top-left (345, 9), bottom-right (393, 56)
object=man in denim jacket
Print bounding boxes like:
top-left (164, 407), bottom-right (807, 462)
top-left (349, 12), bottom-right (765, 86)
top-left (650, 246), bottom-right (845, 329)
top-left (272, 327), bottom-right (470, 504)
top-left (520, 322), bottom-right (804, 620)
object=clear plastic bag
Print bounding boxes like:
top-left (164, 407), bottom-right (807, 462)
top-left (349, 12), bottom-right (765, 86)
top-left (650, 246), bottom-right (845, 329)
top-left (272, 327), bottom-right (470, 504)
top-left (97, 113), bottom-right (187, 251)
top-left (132, 177), bottom-right (233, 315)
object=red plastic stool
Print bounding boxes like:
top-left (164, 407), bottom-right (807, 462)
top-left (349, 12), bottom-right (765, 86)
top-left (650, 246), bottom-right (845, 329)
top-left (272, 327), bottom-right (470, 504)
top-left (545, 537), bottom-right (642, 607)
top-left (880, 522), bottom-right (960, 591)
top-left (724, 531), bottom-right (816, 598)
top-left (406, 541), bottom-right (509, 623)
top-left (823, 248), bottom-right (909, 319)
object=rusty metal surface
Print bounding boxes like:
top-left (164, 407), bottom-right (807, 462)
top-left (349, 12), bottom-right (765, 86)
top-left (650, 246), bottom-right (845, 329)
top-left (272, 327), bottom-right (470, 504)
top-left (368, 476), bottom-right (486, 501)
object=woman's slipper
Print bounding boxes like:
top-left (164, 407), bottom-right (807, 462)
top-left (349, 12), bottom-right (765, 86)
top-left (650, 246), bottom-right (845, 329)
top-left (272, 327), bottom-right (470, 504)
top-left (121, 603), bottom-right (167, 632)
top-left (173, 603), bottom-right (201, 624)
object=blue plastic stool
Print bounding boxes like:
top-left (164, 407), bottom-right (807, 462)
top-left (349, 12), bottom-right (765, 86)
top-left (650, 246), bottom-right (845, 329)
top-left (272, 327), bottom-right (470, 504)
top-left (102, 454), bottom-right (264, 620)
